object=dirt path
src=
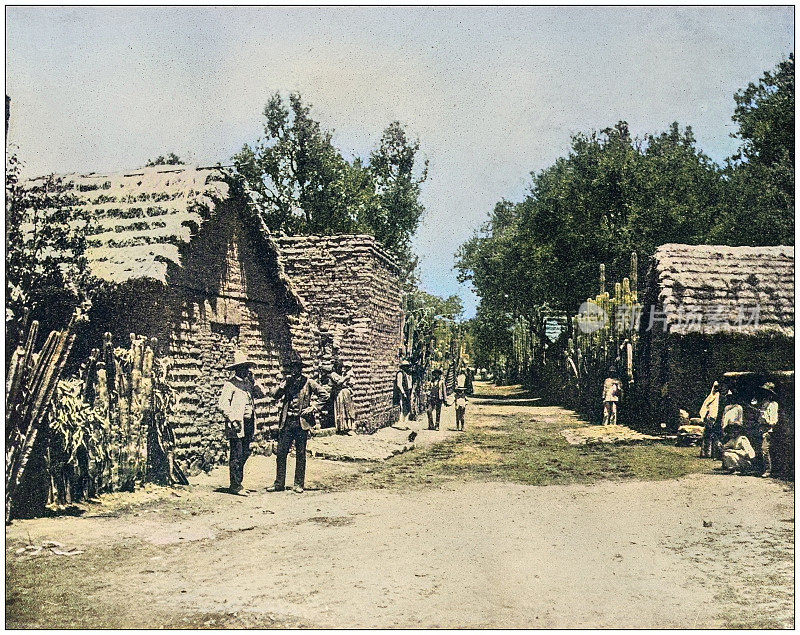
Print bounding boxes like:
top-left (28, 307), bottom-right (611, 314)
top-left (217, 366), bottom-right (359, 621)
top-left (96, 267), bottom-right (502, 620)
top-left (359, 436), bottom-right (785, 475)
top-left (6, 384), bottom-right (794, 628)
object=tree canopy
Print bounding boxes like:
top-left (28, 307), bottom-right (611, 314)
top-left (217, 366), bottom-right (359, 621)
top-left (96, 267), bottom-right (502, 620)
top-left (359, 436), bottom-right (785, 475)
top-left (712, 54), bottom-right (794, 245)
top-left (145, 153), bottom-right (185, 167)
top-left (457, 54), bottom-right (794, 365)
top-left (233, 93), bottom-right (427, 281)
top-left (456, 121), bottom-right (725, 315)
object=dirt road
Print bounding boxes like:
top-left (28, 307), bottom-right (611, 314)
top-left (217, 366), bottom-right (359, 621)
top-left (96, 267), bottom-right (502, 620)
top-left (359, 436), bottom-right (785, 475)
top-left (6, 384), bottom-right (794, 628)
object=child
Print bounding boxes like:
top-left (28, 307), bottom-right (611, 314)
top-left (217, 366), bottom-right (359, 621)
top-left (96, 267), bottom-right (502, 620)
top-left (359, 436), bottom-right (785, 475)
top-left (601, 367), bottom-right (623, 426)
top-left (454, 386), bottom-right (468, 431)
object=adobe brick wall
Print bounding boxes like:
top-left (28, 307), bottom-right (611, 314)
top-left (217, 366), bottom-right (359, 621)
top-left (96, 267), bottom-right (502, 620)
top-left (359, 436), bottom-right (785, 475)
top-left (102, 218), bottom-right (403, 473)
top-left (277, 235), bottom-right (404, 433)
top-left (165, 208), bottom-right (302, 472)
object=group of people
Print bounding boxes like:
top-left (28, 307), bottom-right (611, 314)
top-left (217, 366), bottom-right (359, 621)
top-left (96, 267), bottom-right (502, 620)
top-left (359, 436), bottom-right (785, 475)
top-left (218, 351), bottom-right (325, 495)
top-left (217, 352), bottom-right (475, 495)
top-left (600, 367), bottom-right (781, 480)
top-left (697, 380), bottom-right (779, 478)
top-left (394, 360), bottom-right (471, 432)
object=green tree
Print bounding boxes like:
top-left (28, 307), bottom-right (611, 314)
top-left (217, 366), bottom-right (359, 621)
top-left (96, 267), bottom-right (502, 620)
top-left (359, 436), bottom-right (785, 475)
top-left (713, 54), bottom-right (794, 245)
top-left (457, 121), bottom-right (724, 319)
top-left (234, 94), bottom-right (426, 280)
top-left (403, 289), bottom-right (463, 370)
top-left (456, 119), bottom-right (729, 378)
top-left (5, 153), bottom-right (93, 347)
top-left (465, 305), bottom-right (514, 374)
top-left (366, 122), bottom-right (428, 282)
top-left (234, 92), bottom-right (361, 235)
top-left (731, 54), bottom-right (794, 168)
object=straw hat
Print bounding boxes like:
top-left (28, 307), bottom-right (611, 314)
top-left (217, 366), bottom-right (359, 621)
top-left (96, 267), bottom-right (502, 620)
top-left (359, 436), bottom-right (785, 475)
top-left (226, 351), bottom-right (256, 370)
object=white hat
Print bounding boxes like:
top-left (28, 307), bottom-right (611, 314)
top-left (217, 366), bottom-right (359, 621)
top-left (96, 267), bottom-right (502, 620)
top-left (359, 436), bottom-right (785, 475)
top-left (226, 351), bottom-right (256, 370)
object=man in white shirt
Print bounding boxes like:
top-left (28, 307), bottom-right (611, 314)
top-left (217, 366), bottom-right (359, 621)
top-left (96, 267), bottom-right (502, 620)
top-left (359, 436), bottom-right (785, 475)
top-left (218, 351), bottom-right (266, 495)
top-left (699, 381), bottom-right (721, 458)
top-left (601, 367), bottom-right (623, 426)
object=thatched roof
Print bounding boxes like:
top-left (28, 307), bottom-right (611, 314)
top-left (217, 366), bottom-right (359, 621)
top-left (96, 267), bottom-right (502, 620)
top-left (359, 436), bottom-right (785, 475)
top-left (653, 243), bottom-right (794, 337)
top-left (24, 165), bottom-right (303, 311)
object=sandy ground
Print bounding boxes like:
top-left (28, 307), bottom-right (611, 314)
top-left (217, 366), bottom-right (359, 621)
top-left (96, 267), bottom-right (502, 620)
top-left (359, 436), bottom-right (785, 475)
top-left (6, 387), bottom-right (794, 628)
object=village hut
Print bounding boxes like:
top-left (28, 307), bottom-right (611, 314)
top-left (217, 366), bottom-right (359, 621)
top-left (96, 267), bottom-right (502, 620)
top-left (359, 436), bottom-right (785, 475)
top-left (27, 165), bottom-right (403, 473)
top-left (637, 243), bottom-right (794, 430)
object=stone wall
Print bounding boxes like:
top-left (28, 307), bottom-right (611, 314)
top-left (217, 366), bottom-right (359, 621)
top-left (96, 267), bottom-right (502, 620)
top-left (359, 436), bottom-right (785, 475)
top-left (277, 235), bottom-right (404, 433)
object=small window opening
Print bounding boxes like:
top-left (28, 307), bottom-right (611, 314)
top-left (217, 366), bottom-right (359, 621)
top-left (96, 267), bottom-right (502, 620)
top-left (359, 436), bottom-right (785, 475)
top-left (211, 322), bottom-right (240, 341)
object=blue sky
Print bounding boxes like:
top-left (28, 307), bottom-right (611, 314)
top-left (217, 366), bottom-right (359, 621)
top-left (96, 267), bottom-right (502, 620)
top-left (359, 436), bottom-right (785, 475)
top-left (5, 6), bottom-right (794, 317)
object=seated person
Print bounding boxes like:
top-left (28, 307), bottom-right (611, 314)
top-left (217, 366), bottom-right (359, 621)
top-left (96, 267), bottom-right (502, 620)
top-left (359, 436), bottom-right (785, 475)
top-left (721, 424), bottom-right (757, 474)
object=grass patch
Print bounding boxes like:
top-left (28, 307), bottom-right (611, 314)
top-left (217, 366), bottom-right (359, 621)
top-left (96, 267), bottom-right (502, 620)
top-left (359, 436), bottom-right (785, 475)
top-left (337, 389), bottom-right (715, 491)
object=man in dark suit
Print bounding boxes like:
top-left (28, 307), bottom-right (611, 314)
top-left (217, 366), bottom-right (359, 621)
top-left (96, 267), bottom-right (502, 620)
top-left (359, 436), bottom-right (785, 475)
top-left (267, 352), bottom-right (327, 493)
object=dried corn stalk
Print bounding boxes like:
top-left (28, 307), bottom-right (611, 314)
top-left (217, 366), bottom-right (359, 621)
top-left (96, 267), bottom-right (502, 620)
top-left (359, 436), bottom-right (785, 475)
top-left (5, 305), bottom-right (89, 522)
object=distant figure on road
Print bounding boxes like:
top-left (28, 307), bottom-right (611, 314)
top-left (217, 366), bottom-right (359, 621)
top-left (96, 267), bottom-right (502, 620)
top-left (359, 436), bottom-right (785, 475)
top-left (267, 352), bottom-right (326, 494)
top-left (218, 351), bottom-right (267, 495)
top-left (426, 368), bottom-right (447, 430)
top-left (464, 366), bottom-right (475, 395)
top-left (601, 367), bottom-right (623, 426)
top-left (394, 359), bottom-right (413, 425)
top-left (454, 386), bottom-right (468, 431)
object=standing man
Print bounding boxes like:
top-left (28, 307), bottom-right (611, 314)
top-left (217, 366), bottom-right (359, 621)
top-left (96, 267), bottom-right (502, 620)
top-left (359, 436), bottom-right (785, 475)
top-left (218, 351), bottom-right (266, 495)
top-left (394, 360), bottom-right (413, 425)
top-left (699, 381), bottom-right (722, 458)
top-left (757, 382), bottom-right (779, 478)
top-left (601, 366), bottom-right (623, 426)
top-left (267, 352), bottom-right (326, 494)
top-left (426, 368), bottom-right (447, 430)
top-left (464, 366), bottom-right (475, 396)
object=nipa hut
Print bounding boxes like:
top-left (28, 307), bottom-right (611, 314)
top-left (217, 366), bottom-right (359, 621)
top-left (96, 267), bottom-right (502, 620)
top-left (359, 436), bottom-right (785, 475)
top-left (637, 243), bottom-right (794, 428)
top-left (28, 165), bottom-right (404, 473)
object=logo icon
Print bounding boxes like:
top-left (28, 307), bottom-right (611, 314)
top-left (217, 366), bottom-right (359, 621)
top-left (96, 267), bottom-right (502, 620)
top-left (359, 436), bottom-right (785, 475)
top-left (576, 301), bottom-right (608, 334)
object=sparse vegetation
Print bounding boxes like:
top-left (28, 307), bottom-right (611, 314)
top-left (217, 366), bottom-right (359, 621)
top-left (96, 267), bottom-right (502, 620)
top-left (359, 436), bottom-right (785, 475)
top-left (336, 383), bottom-right (714, 491)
